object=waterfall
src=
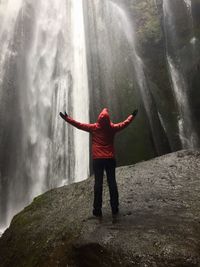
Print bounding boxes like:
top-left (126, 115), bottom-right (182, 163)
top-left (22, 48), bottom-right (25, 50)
top-left (0, 0), bottom-right (89, 232)
top-left (167, 56), bottom-right (198, 148)
top-left (163, 0), bottom-right (199, 148)
top-left (108, 2), bottom-right (168, 155)
top-left (184, 0), bottom-right (191, 9)
top-left (0, 0), bottom-right (23, 100)
top-left (183, 0), bottom-right (197, 44)
top-left (153, 0), bottom-right (158, 9)
top-left (71, 0), bottom-right (89, 183)
top-left (84, 0), bottom-right (171, 157)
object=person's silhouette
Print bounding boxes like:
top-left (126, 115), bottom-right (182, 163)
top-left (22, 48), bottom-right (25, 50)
top-left (60, 108), bottom-right (138, 219)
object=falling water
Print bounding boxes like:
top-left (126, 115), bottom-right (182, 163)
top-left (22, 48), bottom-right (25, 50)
top-left (0, 0), bottom-right (25, 234)
top-left (71, 0), bottom-right (89, 183)
top-left (183, 0), bottom-right (197, 46)
top-left (184, 0), bottom-right (191, 9)
top-left (109, 2), bottom-right (168, 155)
top-left (0, 0), bottom-right (89, 232)
top-left (153, 0), bottom-right (158, 9)
top-left (163, 0), bottom-right (199, 148)
top-left (0, 0), bottom-right (23, 100)
top-left (167, 56), bottom-right (198, 147)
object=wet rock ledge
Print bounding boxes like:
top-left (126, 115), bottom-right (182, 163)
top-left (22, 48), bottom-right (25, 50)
top-left (1, 150), bottom-right (200, 267)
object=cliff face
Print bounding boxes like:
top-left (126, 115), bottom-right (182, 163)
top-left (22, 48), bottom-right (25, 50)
top-left (131, 0), bottom-right (180, 149)
top-left (1, 150), bottom-right (200, 267)
top-left (84, 0), bottom-right (200, 165)
top-left (132, 0), bottom-right (200, 147)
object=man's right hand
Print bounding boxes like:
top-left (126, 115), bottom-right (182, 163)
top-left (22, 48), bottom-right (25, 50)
top-left (59, 112), bottom-right (68, 121)
top-left (132, 109), bottom-right (138, 117)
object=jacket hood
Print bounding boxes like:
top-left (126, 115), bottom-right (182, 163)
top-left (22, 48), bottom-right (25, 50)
top-left (97, 108), bottom-right (110, 127)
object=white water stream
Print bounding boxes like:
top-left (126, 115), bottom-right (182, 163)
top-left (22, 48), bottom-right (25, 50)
top-left (109, 2), bottom-right (165, 154)
top-left (163, 0), bottom-right (199, 148)
top-left (0, 0), bottom-right (89, 231)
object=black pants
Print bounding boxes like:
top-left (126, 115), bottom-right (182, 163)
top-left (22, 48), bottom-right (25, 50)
top-left (93, 158), bottom-right (119, 215)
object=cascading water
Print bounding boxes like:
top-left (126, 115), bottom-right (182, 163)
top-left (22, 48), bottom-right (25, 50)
top-left (183, 0), bottom-right (197, 44)
top-left (0, 0), bottom-right (89, 232)
top-left (108, 1), bottom-right (169, 155)
top-left (163, 0), bottom-right (199, 148)
top-left (184, 0), bottom-right (191, 9)
top-left (1, 0), bottom-right (199, 236)
top-left (167, 56), bottom-right (197, 148)
top-left (84, 0), bottom-right (171, 159)
top-left (71, 0), bottom-right (89, 183)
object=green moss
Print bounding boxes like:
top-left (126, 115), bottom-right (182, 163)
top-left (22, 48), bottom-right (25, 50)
top-left (122, 0), bottom-right (180, 150)
top-left (12, 213), bottom-right (41, 228)
top-left (130, 0), bottom-right (162, 49)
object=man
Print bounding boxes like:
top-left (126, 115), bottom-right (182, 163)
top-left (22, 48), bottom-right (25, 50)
top-left (60, 108), bottom-right (138, 220)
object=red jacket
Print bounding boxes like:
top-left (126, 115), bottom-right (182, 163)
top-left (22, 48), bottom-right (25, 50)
top-left (65, 108), bottom-right (134, 159)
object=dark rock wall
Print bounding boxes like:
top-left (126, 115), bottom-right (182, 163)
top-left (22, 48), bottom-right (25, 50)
top-left (84, 0), bottom-right (200, 166)
top-left (130, 0), bottom-right (181, 150)
top-left (190, 0), bottom-right (200, 136)
top-left (84, 0), bottom-right (170, 166)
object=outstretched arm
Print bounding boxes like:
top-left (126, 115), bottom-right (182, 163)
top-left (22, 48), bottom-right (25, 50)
top-left (112, 109), bottom-right (138, 133)
top-left (59, 112), bottom-right (95, 132)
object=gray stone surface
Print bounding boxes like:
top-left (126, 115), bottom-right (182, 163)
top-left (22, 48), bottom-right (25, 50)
top-left (1, 150), bottom-right (200, 266)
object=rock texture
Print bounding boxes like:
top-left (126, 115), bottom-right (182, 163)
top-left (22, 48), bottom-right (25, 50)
top-left (1, 150), bottom-right (200, 267)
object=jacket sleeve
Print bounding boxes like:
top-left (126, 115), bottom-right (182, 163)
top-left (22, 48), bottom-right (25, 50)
top-left (65, 116), bottom-right (96, 132)
top-left (112, 115), bottom-right (134, 133)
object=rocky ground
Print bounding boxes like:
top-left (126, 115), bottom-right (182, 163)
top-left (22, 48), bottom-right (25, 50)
top-left (1, 150), bottom-right (200, 266)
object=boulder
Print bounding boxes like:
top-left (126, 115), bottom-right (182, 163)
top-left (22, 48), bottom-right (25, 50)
top-left (1, 150), bottom-right (200, 266)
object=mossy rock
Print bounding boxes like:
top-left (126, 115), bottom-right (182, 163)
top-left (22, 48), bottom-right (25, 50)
top-left (1, 150), bottom-right (200, 266)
